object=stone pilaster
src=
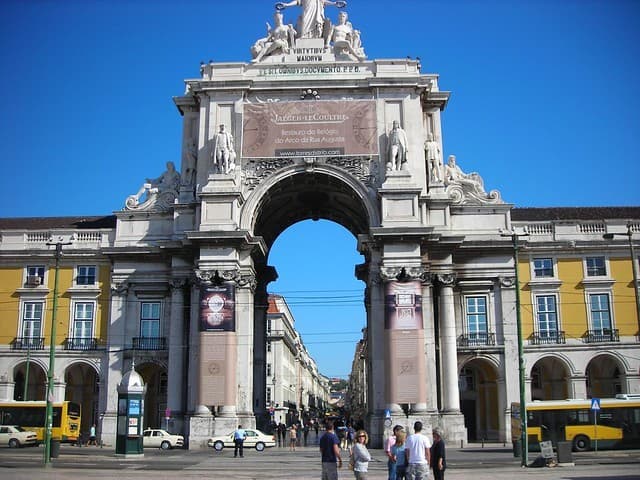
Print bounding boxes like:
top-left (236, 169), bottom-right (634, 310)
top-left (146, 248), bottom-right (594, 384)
top-left (437, 273), bottom-right (460, 413)
top-left (167, 278), bottom-right (187, 431)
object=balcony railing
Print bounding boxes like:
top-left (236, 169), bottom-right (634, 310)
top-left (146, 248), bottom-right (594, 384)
top-left (11, 337), bottom-right (45, 350)
top-left (584, 329), bottom-right (619, 343)
top-left (132, 336), bottom-right (166, 350)
top-left (457, 332), bottom-right (496, 347)
top-left (529, 331), bottom-right (566, 345)
top-left (64, 338), bottom-right (98, 351)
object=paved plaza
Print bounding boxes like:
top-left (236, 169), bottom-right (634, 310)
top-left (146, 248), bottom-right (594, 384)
top-left (1, 443), bottom-right (639, 480)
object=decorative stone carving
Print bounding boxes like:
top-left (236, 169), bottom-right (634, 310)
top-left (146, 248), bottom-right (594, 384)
top-left (275, 0), bottom-right (346, 40)
top-left (436, 272), bottom-right (457, 286)
top-left (444, 155), bottom-right (502, 205)
top-left (111, 281), bottom-right (129, 295)
top-left (170, 278), bottom-right (187, 290)
top-left (380, 266), bottom-right (428, 282)
top-left (251, 11), bottom-right (297, 63)
top-left (326, 156), bottom-right (379, 187)
top-left (329, 11), bottom-right (365, 60)
top-left (195, 268), bottom-right (255, 290)
top-left (424, 133), bottom-right (442, 183)
top-left (386, 121), bottom-right (408, 172)
top-left (181, 141), bottom-right (197, 186)
top-left (211, 124), bottom-right (237, 174)
top-left (499, 276), bottom-right (515, 288)
top-left (243, 158), bottom-right (296, 190)
top-left (125, 161), bottom-right (180, 212)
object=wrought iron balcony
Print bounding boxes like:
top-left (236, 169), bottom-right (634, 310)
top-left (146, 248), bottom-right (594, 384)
top-left (529, 331), bottom-right (566, 345)
top-left (64, 338), bottom-right (98, 351)
top-left (132, 336), bottom-right (166, 350)
top-left (457, 332), bottom-right (496, 347)
top-left (11, 337), bottom-right (45, 350)
top-left (584, 329), bottom-right (619, 343)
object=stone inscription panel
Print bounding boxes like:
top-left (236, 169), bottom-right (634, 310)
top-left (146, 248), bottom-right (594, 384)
top-left (242, 100), bottom-right (378, 158)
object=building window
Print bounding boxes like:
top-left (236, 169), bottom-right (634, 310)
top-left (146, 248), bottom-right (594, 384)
top-left (590, 293), bottom-right (612, 333)
top-left (22, 302), bottom-right (43, 339)
top-left (267, 363), bottom-right (272, 376)
top-left (535, 295), bottom-right (558, 338)
top-left (26, 265), bottom-right (45, 286)
top-left (533, 258), bottom-right (554, 278)
top-left (585, 256), bottom-right (606, 277)
top-left (267, 341), bottom-right (271, 352)
top-left (465, 296), bottom-right (488, 337)
top-left (140, 302), bottom-right (161, 339)
top-left (76, 265), bottom-right (97, 285)
top-left (73, 302), bottom-right (94, 339)
top-left (266, 387), bottom-right (272, 405)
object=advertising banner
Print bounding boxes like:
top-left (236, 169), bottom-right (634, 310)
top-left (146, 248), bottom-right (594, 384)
top-left (384, 281), bottom-right (423, 330)
top-left (242, 100), bottom-right (378, 158)
top-left (200, 283), bottom-right (235, 332)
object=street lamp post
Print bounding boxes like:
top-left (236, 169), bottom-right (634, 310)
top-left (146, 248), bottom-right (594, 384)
top-left (502, 229), bottom-right (529, 466)
top-left (43, 237), bottom-right (72, 465)
top-left (604, 224), bottom-right (640, 334)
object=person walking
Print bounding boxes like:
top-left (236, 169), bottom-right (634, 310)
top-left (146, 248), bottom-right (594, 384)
top-left (351, 429), bottom-right (372, 480)
top-left (304, 423), bottom-right (310, 446)
top-left (430, 428), bottom-right (446, 480)
top-left (392, 430), bottom-right (408, 480)
top-left (289, 424), bottom-right (298, 451)
top-left (385, 425), bottom-right (404, 480)
top-left (88, 424), bottom-right (97, 446)
top-left (404, 421), bottom-right (431, 480)
top-left (278, 422), bottom-right (286, 447)
top-left (319, 421), bottom-right (342, 480)
top-left (233, 424), bottom-right (247, 458)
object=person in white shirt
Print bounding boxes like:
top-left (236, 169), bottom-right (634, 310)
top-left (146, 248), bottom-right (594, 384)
top-left (404, 421), bottom-right (431, 480)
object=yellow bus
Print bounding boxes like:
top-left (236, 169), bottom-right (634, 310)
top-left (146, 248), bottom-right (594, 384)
top-left (512, 396), bottom-right (640, 452)
top-left (0, 401), bottom-right (81, 443)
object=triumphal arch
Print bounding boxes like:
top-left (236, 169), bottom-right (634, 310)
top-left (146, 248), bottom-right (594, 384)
top-left (104, 1), bottom-right (520, 447)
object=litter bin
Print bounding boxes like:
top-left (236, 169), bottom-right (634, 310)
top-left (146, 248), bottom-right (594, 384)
top-left (556, 441), bottom-right (573, 464)
top-left (513, 439), bottom-right (521, 457)
top-left (50, 439), bottom-right (61, 458)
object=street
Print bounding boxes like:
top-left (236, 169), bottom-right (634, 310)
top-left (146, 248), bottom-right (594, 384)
top-left (1, 442), bottom-right (639, 480)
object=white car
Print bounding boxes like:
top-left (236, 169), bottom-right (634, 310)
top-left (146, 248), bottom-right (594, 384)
top-left (0, 425), bottom-right (38, 448)
top-left (207, 428), bottom-right (276, 452)
top-left (142, 428), bottom-right (184, 450)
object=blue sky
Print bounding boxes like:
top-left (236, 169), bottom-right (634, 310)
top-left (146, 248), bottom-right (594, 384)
top-left (1, 0), bottom-right (639, 379)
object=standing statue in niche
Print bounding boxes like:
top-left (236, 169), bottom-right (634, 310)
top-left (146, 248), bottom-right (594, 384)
top-left (329, 11), bottom-right (365, 60)
top-left (181, 140), bottom-right (197, 186)
top-left (275, 0), bottom-right (346, 40)
top-left (211, 124), bottom-right (237, 174)
top-left (443, 155), bottom-right (485, 194)
top-left (386, 120), bottom-right (408, 171)
top-left (424, 133), bottom-right (442, 183)
top-left (252, 11), bottom-right (297, 62)
top-left (146, 161), bottom-right (181, 192)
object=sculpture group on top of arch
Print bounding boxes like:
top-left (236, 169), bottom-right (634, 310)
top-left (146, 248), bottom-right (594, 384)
top-left (251, 1), bottom-right (366, 63)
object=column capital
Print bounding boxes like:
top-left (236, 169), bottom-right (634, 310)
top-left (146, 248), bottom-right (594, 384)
top-left (499, 275), bottom-right (516, 288)
top-left (170, 278), bottom-right (187, 290)
top-left (380, 266), bottom-right (429, 282)
top-left (436, 272), bottom-right (457, 286)
top-left (110, 281), bottom-right (129, 295)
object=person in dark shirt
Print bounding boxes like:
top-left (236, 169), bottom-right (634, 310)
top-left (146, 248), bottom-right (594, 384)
top-left (430, 427), bottom-right (446, 480)
top-left (319, 421), bottom-right (342, 480)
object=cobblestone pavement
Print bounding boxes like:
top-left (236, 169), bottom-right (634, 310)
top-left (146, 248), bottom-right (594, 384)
top-left (0, 443), bottom-right (639, 480)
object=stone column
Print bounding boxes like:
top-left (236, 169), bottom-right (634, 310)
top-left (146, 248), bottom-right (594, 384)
top-left (438, 273), bottom-right (460, 413)
top-left (421, 276), bottom-right (438, 413)
top-left (167, 279), bottom-right (186, 428)
top-left (235, 271), bottom-right (256, 424)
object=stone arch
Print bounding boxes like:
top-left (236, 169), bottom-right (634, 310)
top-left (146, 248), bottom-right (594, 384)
top-left (240, 165), bottom-right (378, 248)
top-left (586, 352), bottom-right (628, 397)
top-left (459, 356), bottom-right (501, 441)
top-left (12, 358), bottom-right (47, 401)
top-left (65, 360), bottom-right (100, 436)
top-left (137, 361), bottom-right (168, 429)
top-left (530, 354), bottom-right (572, 400)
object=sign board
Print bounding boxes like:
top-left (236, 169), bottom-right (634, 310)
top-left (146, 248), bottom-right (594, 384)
top-left (242, 100), bottom-right (378, 158)
top-left (540, 440), bottom-right (554, 459)
top-left (591, 398), bottom-right (601, 411)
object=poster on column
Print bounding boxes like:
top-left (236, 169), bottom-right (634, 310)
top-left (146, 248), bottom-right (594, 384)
top-left (385, 281), bottom-right (423, 330)
top-left (385, 280), bottom-right (427, 404)
top-left (200, 283), bottom-right (235, 332)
